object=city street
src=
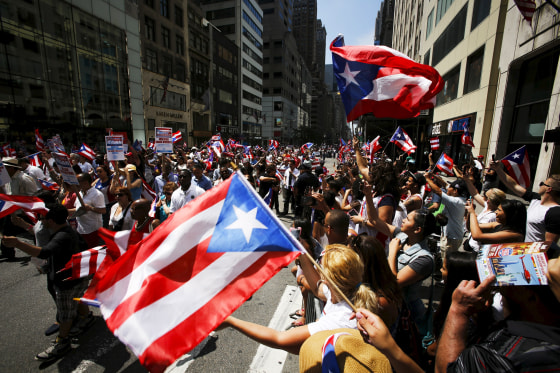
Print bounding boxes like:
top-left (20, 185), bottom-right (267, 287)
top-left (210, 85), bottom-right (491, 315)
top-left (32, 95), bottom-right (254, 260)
top-left (0, 159), bottom-right (439, 372)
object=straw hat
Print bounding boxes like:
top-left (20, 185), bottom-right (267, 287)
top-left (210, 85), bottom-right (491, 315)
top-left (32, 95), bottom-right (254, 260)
top-left (299, 328), bottom-right (391, 373)
top-left (2, 157), bottom-right (21, 169)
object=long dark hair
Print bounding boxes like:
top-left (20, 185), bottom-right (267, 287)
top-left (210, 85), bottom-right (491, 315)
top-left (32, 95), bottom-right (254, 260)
top-left (349, 234), bottom-right (402, 305)
top-left (499, 199), bottom-right (527, 236)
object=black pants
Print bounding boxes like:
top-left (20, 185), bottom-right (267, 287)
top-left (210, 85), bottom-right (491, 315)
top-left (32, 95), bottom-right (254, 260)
top-left (283, 188), bottom-right (295, 213)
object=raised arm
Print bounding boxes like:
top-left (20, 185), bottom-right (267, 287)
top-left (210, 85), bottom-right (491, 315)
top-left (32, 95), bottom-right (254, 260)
top-left (363, 182), bottom-right (396, 237)
top-left (435, 276), bottom-right (495, 373)
top-left (490, 161), bottom-right (526, 197)
top-left (352, 136), bottom-right (371, 183)
top-left (454, 166), bottom-right (484, 206)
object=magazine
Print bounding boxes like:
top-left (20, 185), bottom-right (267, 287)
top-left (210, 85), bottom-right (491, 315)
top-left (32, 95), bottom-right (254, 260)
top-left (476, 242), bottom-right (550, 286)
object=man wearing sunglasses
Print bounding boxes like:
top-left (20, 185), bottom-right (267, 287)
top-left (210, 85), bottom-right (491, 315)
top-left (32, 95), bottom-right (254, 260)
top-left (490, 162), bottom-right (560, 243)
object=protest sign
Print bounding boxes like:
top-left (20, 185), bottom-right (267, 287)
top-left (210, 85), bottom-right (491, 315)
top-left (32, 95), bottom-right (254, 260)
top-left (53, 152), bottom-right (79, 185)
top-left (155, 127), bottom-right (173, 153)
top-left (105, 136), bottom-right (125, 162)
top-left (112, 131), bottom-right (128, 152)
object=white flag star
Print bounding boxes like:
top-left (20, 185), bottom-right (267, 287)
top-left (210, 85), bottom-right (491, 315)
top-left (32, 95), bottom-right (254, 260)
top-left (512, 153), bottom-right (520, 159)
top-left (225, 205), bottom-right (268, 243)
top-left (339, 63), bottom-right (360, 88)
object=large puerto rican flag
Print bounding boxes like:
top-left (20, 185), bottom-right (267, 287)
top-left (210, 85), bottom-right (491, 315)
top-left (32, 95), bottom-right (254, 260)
top-left (330, 35), bottom-right (443, 121)
top-left (87, 172), bottom-right (302, 372)
top-left (501, 145), bottom-right (531, 189)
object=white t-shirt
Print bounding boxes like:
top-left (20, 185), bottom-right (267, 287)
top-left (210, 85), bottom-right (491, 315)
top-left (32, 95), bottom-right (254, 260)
top-left (526, 199), bottom-right (553, 242)
top-left (75, 188), bottom-right (105, 234)
top-left (170, 184), bottom-right (205, 213)
top-left (441, 193), bottom-right (467, 240)
top-left (307, 284), bottom-right (356, 335)
top-left (468, 202), bottom-right (497, 252)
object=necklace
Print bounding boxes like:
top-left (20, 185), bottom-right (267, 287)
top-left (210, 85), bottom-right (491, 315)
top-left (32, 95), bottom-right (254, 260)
top-left (136, 216), bottom-right (150, 230)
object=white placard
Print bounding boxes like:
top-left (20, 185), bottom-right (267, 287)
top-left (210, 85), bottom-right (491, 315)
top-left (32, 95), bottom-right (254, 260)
top-left (155, 127), bottom-right (173, 153)
top-left (105, 136), bottom-right (125, 161)
top-left (53, 152), bottom-right (79, 185)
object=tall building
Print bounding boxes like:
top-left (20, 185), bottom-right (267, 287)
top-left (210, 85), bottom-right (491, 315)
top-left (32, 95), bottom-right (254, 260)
top-left (258, 0), bottom-right (308, 144)
top-left (0, 0), bottom-right (143, 148)
top-left (377, 0), bottom-right (394, 47)
top-left (392, 1), bottom-right (423, 61)
top-left (187, 1), bottom-right (239, 144)
top-left (420, 0), bottom-right (506, 166)
top-left (201, 0), bottom-right (264, 144)
top-left (139, 0), bottom-right (191, 143)
top-left (293, 0), bottom-right (316, 72)
top-left (488, 0), bottom-right (560, 188)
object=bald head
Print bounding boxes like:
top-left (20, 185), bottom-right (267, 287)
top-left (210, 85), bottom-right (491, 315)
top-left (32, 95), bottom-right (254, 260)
top-left (130, 198), bottom-right (151, 221)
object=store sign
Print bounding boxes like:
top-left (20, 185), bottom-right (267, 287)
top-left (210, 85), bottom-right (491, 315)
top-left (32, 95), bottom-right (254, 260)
top-left (432, 123), bottom-right (442, 136)
top-left (156, 111), bottom-right (183, 119)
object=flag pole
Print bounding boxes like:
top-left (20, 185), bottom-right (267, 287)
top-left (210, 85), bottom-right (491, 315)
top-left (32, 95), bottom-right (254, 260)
top-left (300, 250), bottom-right (357, 313)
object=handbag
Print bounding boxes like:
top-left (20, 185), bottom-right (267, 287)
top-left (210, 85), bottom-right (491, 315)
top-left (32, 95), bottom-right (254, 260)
top-left (113, 203), bottom-right (131, 231)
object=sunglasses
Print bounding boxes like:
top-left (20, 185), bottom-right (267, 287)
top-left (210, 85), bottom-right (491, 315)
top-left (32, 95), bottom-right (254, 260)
top-left (540, 181), bottom-right (551, 188)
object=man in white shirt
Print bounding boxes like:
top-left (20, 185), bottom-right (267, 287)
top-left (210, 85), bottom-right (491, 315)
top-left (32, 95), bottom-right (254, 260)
top-left (281, 159), bottom-right (299, 215)
top-left (67, 173), bottom-right (106, 248)
top-left (426, 173), bottom-right (467, 258)
top-left (491, 162), bottom-right (560, 242)
top-left (170, 169), bottom-right (205, 213)
top-left (19, 157), bottom-right (46, 189)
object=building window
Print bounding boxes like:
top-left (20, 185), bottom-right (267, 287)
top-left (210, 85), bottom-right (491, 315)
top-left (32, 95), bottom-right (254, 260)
top-left (436, 64), bottom-right (460, 105)
top-left (274, 101), bottom-right (282, 111)
top-left (464, 47), bottom-right (484, 94)
top-left (175, 61), bottom-right (185, 82)
top-left (424, 49), bottom-right (431, 65)
top-left (436, 0), bottom-right (455, 24)
top-left (150, 86), bottom-right (186, 110)
top-left (426, 8), bottom-right (434, 38)
top-left (145, 17), bottom-right (155, 41)
top-left (145, 48), bottom-right (157, 71)
top-left (219, 89), bottom-right (233, 104)
top-left (471, 0), bottom-right (491, 30)
top-left (160, 0), bottom-right (169, 18)
top-left (511, 49), bottom-right (559, 144)
top-left (176, 35), bottom-right (184, 55)
top-left (162, 27), bottom-right (170, 48)
top-left (432, 4), bottom-right (467, 66)
top-left (161, 55), bottom-right (172, 76)
top-left (175, 6), bottom-right (183, 27)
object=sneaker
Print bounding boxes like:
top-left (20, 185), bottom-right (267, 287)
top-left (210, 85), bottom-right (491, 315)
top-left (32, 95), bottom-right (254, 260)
top-left (69, 312), bottom-right (95, 337)
top-left (35, 337), bottom-right (71, 360)
top-left (44, 323), bottom-right (60, 336)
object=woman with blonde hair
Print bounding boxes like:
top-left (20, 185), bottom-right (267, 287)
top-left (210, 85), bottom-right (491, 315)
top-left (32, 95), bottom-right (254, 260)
top-left (220, 245), bottom-right (379, 354)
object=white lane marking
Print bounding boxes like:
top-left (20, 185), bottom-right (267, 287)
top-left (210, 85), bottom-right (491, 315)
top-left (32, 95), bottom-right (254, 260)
top-left (247, 285), bottom-right (303, 373)
top-left (71, 335), bottom-right (120, 373)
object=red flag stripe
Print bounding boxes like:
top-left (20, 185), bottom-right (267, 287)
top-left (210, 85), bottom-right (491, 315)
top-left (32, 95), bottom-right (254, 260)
top-left (94, 184), bottom-right (229, 296)
top-left (99, 201), bottom-right (224, 319)
top-left (136, 251), bottom-right (298, 372)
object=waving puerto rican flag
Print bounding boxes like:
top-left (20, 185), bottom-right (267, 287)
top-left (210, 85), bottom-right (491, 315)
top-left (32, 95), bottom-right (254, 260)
top-left (27, 152), bottom-right (43, 168)
top-left (390, 127), bottom-right (417, 154)
top-left (86, 172), bottom-right (302, 372)
top-left (501, 146), bottom-right (530, 189)
top-left (330, 35), bottom-right (443, 121)
top-left (300, 142), bottom-right (313, 153)
top-left (370, 136), bottom-right (382, 158)
top-left (35, 129), bottom-right (45, 152)
top-left (0, 194), bottom-right (49, 218)
top-left (172, 131), bottom-right (182, 143)
top-left (268, 139), bottom-right (279, 150)
top-left (436, 153), bottom-right (454, 176)
top-left (77, 143), bottom-right (96, 161)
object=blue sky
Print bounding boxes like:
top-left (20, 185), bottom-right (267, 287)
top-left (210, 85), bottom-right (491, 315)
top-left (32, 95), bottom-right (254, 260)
top-left (317, 0), bottom-right (382, 64)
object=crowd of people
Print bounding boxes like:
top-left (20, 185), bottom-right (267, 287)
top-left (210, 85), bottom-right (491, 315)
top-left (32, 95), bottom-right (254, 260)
top-left (1, 135), bottom-right (560, 372)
